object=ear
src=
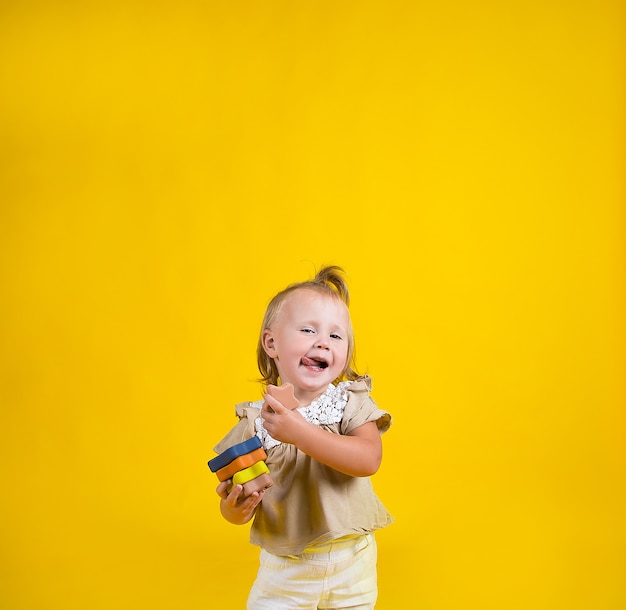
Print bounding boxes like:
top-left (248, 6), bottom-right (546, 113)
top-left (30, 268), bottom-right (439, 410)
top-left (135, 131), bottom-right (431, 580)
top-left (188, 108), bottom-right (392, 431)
top-left (262, 329), bottom-right (278, 358)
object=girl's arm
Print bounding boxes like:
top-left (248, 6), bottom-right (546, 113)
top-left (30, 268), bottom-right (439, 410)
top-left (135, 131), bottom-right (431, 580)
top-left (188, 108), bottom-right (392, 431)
top-left (261, 394), bottom-right (382, 477)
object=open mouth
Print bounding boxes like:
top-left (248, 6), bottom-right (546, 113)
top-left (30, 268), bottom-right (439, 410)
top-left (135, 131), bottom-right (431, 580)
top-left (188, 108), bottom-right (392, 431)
top-left (301, 356), bottom-right (329, 370)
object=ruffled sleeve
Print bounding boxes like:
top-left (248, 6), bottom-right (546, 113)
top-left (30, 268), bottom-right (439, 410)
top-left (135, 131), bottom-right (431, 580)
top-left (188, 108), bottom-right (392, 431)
top-left (340, 376), bottom-right (392, 436)
top-left (212, 402), bottom-right (261, 455)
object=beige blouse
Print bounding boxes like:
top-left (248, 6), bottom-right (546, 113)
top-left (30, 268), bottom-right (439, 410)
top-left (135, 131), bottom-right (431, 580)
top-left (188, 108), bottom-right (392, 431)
top-left (213, 376), bottom-right (393, 556)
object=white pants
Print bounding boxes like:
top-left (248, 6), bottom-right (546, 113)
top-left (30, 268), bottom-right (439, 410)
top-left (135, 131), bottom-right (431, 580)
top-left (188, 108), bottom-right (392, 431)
top-left (247, 534), bottom-right (378, 610)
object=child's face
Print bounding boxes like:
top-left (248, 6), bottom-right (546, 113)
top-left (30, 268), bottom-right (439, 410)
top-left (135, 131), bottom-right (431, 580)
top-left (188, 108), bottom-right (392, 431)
top-left (262, 289), bottom-right (350, 403)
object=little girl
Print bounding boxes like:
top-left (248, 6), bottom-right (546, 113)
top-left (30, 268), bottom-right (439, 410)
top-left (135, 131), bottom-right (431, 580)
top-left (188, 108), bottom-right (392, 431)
top-left (214, 266), bottom-right (393, 609)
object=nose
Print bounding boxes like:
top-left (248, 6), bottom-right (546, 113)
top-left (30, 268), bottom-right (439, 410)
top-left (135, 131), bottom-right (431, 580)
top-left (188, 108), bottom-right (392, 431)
top-left (315, 337), bottom-right (330, 350)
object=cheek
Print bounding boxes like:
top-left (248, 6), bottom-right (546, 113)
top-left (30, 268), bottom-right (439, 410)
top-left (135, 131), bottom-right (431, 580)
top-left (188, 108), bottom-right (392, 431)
top-left (336, 346), bottom-right (349, 365)
top-left (281, 339), bottom-right (305, 360)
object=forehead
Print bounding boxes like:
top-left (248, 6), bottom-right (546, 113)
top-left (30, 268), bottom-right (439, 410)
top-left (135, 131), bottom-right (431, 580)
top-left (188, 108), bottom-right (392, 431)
top-left (279, 289), bottom-right (349, 324)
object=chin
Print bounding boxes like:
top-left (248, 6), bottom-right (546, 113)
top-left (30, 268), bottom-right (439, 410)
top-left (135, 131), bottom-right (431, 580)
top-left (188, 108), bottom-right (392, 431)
top-left (304, 378), bottom-right (337, 392)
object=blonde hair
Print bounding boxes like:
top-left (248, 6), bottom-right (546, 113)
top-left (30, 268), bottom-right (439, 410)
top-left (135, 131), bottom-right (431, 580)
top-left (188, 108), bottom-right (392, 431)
top-left (256, 265), bottom-right (360, 387)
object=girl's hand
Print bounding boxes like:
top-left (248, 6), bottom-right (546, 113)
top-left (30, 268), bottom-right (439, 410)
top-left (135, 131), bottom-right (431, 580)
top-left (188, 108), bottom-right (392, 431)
top-left (263, 394), bottom-right (383, 478)
top-left (216, 479), bottom-right (265, 525)
top-left (261, 392), bottom-right (308, 445)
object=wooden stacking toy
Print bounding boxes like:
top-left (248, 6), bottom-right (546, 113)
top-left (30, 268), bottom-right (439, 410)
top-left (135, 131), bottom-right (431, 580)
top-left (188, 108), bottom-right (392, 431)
top-left (208, 436), bottom-right (272, 497)
top-left (265, 382), bottom-right (300, 411)
top-left (207, 384), bottom-right (299, 497)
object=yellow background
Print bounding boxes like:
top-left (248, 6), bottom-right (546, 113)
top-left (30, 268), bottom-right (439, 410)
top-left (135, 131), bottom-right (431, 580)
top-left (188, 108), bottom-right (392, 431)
top-left (1, 2), bottom-right (624, 609)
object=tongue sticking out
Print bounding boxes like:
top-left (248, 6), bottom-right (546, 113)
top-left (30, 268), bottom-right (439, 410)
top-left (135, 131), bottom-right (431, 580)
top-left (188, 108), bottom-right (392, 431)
top-left (302, 356), bottom-right (328, 369)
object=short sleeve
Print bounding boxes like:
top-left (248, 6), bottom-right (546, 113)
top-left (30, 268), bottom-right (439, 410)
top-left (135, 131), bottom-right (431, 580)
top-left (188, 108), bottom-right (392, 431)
top-left (212, 402), bottom-right (260, 455)
top-left (340, 376), bottom-right (392, 436)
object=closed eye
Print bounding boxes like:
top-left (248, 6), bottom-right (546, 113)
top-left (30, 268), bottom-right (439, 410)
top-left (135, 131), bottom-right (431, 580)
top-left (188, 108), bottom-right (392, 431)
top-left (330, 333), bottom-right (343, 340)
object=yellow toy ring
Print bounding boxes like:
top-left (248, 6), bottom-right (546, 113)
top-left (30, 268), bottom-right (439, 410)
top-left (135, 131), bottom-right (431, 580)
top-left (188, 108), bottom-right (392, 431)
top-left (228, 461), bottom-right (270, 492)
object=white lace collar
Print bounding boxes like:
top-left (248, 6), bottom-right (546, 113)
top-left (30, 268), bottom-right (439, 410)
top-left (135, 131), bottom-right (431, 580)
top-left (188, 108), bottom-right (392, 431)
top-left (255, 382), bottom-right (350, 450)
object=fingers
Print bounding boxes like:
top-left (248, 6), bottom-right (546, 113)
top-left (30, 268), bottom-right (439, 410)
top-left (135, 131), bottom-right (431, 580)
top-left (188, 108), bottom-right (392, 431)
top-left (245, 489), bottom-right (262, 504)
top-left (216, 480), bottom-right (246, 503)
top-left (216, 480), bottom-right (229, 498)
top-left (247, 489), bottom-right (265, 509)
top-left (263, 393), bottom-right (285, 415)
top-left (235, 490), bottom-right (265, 522)
top-left (217, 479), bottom-right (266, 508)
top-left (216, 480), bottom-right (236, 499)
